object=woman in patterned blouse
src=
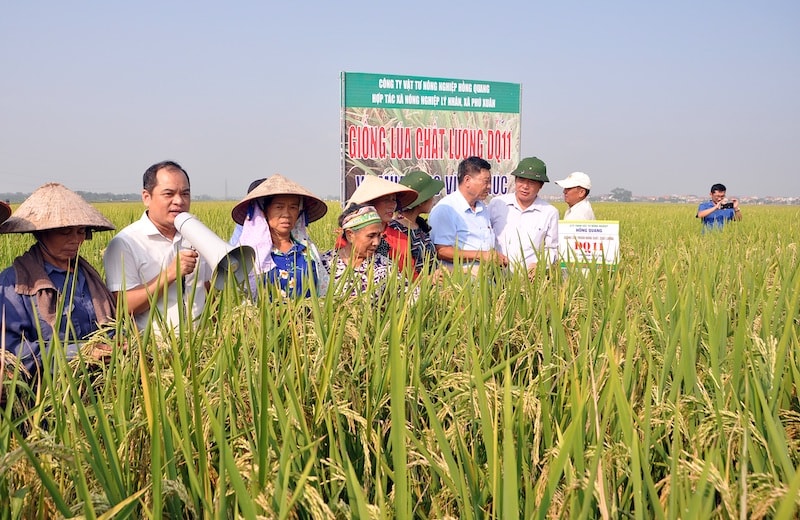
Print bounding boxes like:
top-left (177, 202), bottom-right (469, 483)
top-left (321, 204), bottom-right (398, 298)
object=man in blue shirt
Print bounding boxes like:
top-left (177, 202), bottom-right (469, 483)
top-left (429, 156), bottom-right (508, 270)
top-left (696, 183), bottom-right (742, 231)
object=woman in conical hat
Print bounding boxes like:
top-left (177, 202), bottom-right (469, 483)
top-left (340, 174), bottom-right (418, 274)
top-left (0, 183), bottom-right (118, 381)
top-left (231, 174), bottom-right (329, 298)
top-left (321, 203), bottom-right (419, 302)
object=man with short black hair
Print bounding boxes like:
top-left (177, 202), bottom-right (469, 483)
top-left (696, 183), bottom-right (741, 230)
top-left (489, 157), bottom-right (559, 271)
top-left (104, 160), bottom-right (212, 332)
top-left (429, 156), bottom-right (507, 269)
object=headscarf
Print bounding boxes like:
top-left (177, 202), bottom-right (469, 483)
top-left (341, 206), bottom-right (382, 232)
top-left (237, 200), bottom-right (329, 296)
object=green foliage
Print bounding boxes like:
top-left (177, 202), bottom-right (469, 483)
top-left (609, 188), bottom-right (633, 202)
top-left (1, 202), bottom-right (800, 518)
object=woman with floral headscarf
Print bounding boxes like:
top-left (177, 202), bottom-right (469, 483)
top-left (321, 204), bottom-right (394, 297)
top-left (340, 175), bottom-right (418, 273)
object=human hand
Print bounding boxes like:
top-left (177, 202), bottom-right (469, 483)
top-left (89, 343), bottom-right (113, 362)
top-left (491, 251), bottom-right (509, 267)
top-left (479, 250), bottom-right (508, 267)
top-left (179, 248), bottom-right (199, 275)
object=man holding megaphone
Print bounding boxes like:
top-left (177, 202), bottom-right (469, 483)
top-left (104, 161), bottom-right (212, 332)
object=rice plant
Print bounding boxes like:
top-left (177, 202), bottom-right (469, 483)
top-left (0, 201), bottom-right (798, 518)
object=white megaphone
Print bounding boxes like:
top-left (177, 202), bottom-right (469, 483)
top-left (174, 212), bottom-right (256, 291)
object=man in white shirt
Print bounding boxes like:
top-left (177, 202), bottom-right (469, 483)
top-left (489, 157), bottom-right (559, 271)
top-left (104, 161), bottom-right (211, 332)
top-left (555, 171), bottom-right (595, 220)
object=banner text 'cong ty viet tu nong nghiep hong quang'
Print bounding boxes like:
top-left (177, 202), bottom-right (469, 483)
top-left (341, 72), bottom-right (521, 202)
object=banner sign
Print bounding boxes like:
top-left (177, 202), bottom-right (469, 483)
top-left (558, 220), bottom-right (620, 267)
top-left (341, 72), bottom-right (521, 202)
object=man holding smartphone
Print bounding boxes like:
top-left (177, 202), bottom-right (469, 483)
top-left (696, 183), bottom-right (742, 231)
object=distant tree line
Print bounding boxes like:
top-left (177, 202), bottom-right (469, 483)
top-left (0, 192), bottom-right (215, 203)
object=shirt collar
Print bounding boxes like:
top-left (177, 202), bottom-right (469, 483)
top-left (43, 261), bottom-right (68, 275)
top-left (140, 211), bottom-right (181, 242)
top-left (273, 240), bottom-right (306, 255)
top-left (453, 189), bottom-right (485, 214)
top-left (507, 195), bottom-right (543, 213)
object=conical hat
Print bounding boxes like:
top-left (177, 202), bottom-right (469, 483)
top-left (347, 175), bottom-right (418, 209)
top-left (0, 183), bottom-right (115, 234)
top-left (0, 201), bottom-right (10, 225)
top-left (231, 174), bottom-right (328, 225)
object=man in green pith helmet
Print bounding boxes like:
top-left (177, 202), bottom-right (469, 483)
top-left (489, 157), bottom-right (559, 272)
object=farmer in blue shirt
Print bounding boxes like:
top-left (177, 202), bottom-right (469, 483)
top-left (0, 184), bottom-right (117, 381)
top-left (696, 183), bottom-right (742, 231)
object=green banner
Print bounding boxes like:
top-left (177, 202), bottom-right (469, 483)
top-left (343, 72), bottom-right (520, 113)
top-left (341, 71), bottom-right (522, 201)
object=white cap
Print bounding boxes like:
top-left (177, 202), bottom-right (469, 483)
top-left (555, 171), bottom-right (592, 190)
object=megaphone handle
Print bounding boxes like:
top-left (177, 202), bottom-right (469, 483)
top-left (179, 244), bottom-right (194, 295)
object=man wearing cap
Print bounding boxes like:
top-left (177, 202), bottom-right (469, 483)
top-left (489, 157), bottom-right (559, 271)
top-left (555, 172), bottom-right (595, 220)
top-left (104, 161), bottom-right (212, 332)
top-left (428, 156), bottom-right (507, 269)
top-left (0, 184), bottom-right (118, 379)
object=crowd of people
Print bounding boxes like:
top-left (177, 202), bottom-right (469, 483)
top-left (1, 156), bottom-right (742, 383)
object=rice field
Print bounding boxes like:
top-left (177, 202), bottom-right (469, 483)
top-left (1, 201), bottom-right (800, 519)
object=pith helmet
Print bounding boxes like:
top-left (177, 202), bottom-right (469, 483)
top-left (399, 171), bottom-right (445, 209)
top-left (510, 157), bottom-right (549, 182)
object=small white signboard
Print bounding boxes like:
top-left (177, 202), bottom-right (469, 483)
top-left (558, 220), bottom-right (620, 267)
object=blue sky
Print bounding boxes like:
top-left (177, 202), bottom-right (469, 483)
top-left (2, 1), bottom-right (798, 199)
